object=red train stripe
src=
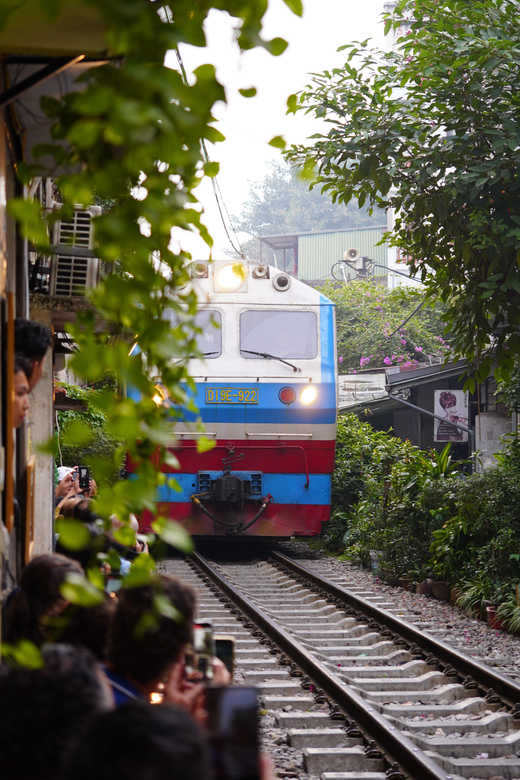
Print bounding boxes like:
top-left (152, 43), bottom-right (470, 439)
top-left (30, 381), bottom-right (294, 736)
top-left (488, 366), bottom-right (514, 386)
top-left (140, 502), bottom-right (329, 537)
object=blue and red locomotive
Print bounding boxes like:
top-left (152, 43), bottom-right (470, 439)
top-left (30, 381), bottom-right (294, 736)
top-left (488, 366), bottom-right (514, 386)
top-left (134, 259), bottom-right (337, 539)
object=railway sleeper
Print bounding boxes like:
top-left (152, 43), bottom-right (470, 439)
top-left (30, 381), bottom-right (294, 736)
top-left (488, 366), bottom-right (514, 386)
top-left (424, 749), bottom-right (520, 780)
top-left (302, 745), bottom-right (385, 774)
top-left (408, 729), bottom-right (520, 759)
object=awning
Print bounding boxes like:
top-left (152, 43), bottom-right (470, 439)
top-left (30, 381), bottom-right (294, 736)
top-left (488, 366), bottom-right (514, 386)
top-left (0, 1), bottom-right (110, 59)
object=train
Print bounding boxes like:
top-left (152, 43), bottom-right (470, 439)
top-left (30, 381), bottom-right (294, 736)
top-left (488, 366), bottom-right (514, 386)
top-left (133, 259), bottom-right (337, 539)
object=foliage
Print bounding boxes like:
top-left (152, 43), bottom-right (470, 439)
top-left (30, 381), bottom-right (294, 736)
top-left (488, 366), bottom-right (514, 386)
top-left (331, 415), bottom-right (520, 595)
top-left (329, 415), bottom-right (455, 571)
top-left (320, 280), bottom-right (449, 371)
top-left (230, 161), bottom-right (380, 262)
top-left (285, 0), bottom-right (520, 387)
top-left (56, 382), bottom-right (124, 484)
top-left (3, 0), bottom-right (297, 555)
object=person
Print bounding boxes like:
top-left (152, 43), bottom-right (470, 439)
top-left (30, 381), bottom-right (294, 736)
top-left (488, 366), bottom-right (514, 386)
top-left (105, 574), bottom-right (204, 710)
top-left (13, 354), bottom-right (31, 429)
top-left (63, 700), bottom-right (211, 780)
top-left (0, 643), bottom-right (113, 780)
top-left (14, 317), bottom-right (52, 391)
top-left (58, 597), bottom-right (116, 662)
top-left (1, 553), bottom-right (83, 647)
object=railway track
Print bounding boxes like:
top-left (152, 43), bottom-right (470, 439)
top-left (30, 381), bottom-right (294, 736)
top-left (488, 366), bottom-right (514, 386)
top-left (161, 552), bottom-right (520, 780)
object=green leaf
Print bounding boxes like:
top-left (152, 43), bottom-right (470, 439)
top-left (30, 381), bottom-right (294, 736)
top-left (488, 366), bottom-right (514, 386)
top-left (153, 593), bottom-right (183, 622)
top-left (203, 161), bottom-right (220, 178)
top-left (60, 573), bottom-right (105, 607)
top-left (239, 87), bottom-right (257, 98)
top-left (268, 135), bottom-right (286, 149)
top-left (151, 519), bottom-right (194, 553)
top-left (286, 94), bottom-right (298, 114)
top-left (55, 518), bottom-right (92, 551)
top-left (267, 37), bottom-right (289, 56)
top-left (1, 640), bottom-right (44, 669)
top-left (196, 436), bottom-right (216, 453)
top-left (281, 0), bottom-right (303, 15)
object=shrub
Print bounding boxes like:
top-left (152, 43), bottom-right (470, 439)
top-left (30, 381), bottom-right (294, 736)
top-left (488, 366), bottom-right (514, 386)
top-left (56, 381), bottom-right (124, 485)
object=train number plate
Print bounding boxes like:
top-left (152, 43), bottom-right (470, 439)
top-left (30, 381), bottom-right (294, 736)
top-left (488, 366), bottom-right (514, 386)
top-left (206, 387), bottom-right (259, 404)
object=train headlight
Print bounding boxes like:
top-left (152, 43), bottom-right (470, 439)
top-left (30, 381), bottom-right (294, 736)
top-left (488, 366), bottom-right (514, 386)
top-left (215, 262), bottom-right (248, 292)
top-left (300, 385), bottom-right (318, 405)
top-left (152, 384), bottom-right (169, 407)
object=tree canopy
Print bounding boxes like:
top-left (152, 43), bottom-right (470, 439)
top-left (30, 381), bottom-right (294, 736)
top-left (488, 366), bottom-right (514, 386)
top-left (286, 0), bottom-right (520, 388)
top-left (321, 280), bottom-right (449, 372)
top-left (231, 162), bottom-right (380, 261)
top-left (5, 0), bottom-right (298, 562)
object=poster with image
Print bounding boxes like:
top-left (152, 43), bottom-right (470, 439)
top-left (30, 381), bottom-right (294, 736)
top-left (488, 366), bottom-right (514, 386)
top-left (434, 390), bottom-right (469, 442)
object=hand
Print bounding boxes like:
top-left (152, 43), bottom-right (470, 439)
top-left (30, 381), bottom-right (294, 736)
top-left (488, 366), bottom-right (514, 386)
top-left (259, 755), bottom-right (276, 780)
top-left (55, 467), bottom-right (79, 498)
top-left (162, 660), bottom-right (206, 726)
top-left (210, 656), bottom-right (232, 686)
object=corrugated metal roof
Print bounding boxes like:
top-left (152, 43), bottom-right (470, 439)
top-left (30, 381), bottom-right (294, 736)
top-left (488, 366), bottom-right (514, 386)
top-left (297, 226), bottom-right (388, 281)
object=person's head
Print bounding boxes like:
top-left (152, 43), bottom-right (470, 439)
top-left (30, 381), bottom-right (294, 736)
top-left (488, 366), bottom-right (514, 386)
top-left (63, 701), bottom-right (210, 780)
top-left (439, 391), bottom-right (457, 412)
top-left (14, 354), bottom-right (31, 428)
top-left (108, 575), bottom-right (196, 686)
top-left (59, 597), bottom-right (117, 662)
top-left (14, 318), bottom-right (52, 390)
top-left (2, 554), bottom-right (84, 646)
top-left (0, 643), bottom-right (113, 780)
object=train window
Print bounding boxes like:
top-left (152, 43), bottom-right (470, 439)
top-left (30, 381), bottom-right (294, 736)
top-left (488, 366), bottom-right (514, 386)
top-left (240, 310), bottom-right (317, 359)
top-left (164, 309), bottom-right (222, 358)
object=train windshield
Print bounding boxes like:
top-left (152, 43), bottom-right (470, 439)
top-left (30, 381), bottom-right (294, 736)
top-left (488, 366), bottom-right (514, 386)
top-left (240, 310), bottom-right (318, 359)
top-left (164, 309), bottom-right (222, 358)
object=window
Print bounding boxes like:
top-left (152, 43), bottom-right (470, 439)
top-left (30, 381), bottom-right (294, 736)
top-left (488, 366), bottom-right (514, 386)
top-left (164, 309), bottom-right (222, 358)
top-left (240, 310), bottom-right (317, 359)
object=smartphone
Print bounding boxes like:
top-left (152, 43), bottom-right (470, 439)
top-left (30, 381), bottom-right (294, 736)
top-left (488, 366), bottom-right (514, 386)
top-left (78, 466), bottom-right (90, 491)
top-left (214, 634), bottom-right (236, 677)
top-left (186, 621), bottom-right (214, 681)
top-left (206, 686), bottom-right (260, 780)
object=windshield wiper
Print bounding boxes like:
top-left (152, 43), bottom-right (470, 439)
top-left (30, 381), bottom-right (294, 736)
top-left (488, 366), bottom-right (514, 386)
top-left (241, 349), bottom-right (302, 372)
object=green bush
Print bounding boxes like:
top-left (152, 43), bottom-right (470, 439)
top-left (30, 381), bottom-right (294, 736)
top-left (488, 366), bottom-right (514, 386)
top-left (56, 381), bottom-right (124, 485)
top-left (331, 415), bottom-right (520, 608)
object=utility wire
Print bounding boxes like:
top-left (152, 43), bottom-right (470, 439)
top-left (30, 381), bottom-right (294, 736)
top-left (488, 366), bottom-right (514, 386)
top-left (175, 47), bottom-right (246, 260)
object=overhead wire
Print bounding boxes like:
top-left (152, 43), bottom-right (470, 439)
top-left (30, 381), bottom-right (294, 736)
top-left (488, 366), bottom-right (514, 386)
top-left (174, 47), bottom-right (246, 260)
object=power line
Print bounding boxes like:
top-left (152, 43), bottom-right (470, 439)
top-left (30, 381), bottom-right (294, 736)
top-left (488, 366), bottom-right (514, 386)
top-left (174, 47), bottom-right (245, 260)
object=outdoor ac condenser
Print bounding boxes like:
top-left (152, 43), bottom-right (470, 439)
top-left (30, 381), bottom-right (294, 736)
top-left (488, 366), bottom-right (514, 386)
top-left (49, 204), bottom-right (102, 296)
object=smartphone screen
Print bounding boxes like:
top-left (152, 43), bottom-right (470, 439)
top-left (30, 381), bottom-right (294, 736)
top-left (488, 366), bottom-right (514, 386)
top-left (186, 622), bottom-right (214, 681)
top-left (206, 686), bottom-right (260, 780)
top-left (78, 466), bottom-right (90, 490)
top-left (214, 635), bottom-right (235, 676)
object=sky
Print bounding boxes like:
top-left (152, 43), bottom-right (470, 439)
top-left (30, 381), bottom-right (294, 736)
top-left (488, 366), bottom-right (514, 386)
top-left (168, 0), bottom-right (389, 260)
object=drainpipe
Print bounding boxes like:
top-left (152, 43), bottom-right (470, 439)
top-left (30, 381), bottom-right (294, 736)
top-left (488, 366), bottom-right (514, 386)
top-left (387, 390), bottom-right (476, 472)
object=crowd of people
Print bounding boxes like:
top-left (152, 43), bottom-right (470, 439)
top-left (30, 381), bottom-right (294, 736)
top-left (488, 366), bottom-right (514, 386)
top-left (3, 318), bottom-right (274, 780)
top-left (0, 553), bottom-right (274, 780)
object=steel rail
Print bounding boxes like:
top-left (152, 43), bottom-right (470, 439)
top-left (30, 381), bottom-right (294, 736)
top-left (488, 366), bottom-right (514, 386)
top-left (191, 552), bottom-right (450, 780)
top-left (272, 551), bottom-right (520, 708)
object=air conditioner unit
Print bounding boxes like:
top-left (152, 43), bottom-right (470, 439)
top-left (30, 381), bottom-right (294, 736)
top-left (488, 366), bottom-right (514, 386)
top-left (49, 204), bottom-right (102, 296)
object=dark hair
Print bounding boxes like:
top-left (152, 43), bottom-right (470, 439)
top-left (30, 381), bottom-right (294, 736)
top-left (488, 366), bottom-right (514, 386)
top-left (108, 575), bottom-right (196, 684)
top-left (14, 353), bottom-right (33, 381)
top-left (0, 643), bottom-right (112, 780)
top-left (2, 554), bottom-right (83, 646)
top-left (63, 701), bottom-right (211, 780)
top-left (14, 318), bottom-right (52, 360)
top-left (58, 598), bottom-right (116, 662)
top-left (439, 391), bottom-right (457, 411)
